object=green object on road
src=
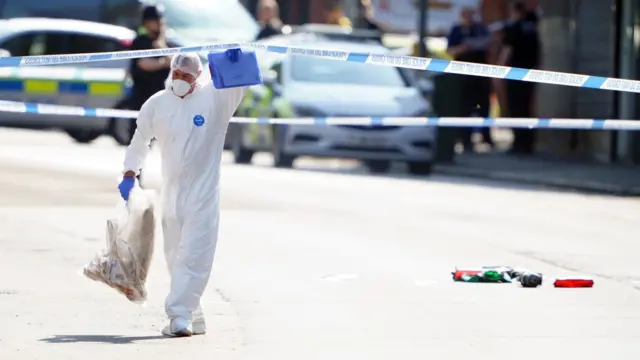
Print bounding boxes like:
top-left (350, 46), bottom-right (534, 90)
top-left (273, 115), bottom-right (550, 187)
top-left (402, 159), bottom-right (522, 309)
top-left (460, 270), bottom-right (512, 283)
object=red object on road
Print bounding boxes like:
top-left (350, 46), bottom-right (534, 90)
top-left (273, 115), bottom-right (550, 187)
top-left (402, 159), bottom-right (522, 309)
top-left (553, 278), bottom-right (594, 288)
top-left (452, 269), bottom-right (482, 281)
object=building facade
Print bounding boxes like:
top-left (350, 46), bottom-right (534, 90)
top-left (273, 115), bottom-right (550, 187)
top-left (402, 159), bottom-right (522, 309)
top-left (532, 0), bottom-right (640, 164)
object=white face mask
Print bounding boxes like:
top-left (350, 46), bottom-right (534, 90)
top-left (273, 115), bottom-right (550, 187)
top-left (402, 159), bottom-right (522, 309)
top-left (171, 79), bottom-right (192, 97)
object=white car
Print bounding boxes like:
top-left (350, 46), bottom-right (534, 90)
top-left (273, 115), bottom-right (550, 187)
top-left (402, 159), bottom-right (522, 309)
top-left (228, 36), bottom-right (437, 175)
top-left (0, 18), bottom-right (135, 143)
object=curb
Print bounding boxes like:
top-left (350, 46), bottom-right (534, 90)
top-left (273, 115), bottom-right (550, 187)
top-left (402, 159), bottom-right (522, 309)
top-left (434, 166), bottom-right (640, 197)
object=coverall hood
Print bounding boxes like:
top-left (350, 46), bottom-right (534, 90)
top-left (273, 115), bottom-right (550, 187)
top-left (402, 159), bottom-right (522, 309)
top-left (165, 53), bottom-right (206, 98)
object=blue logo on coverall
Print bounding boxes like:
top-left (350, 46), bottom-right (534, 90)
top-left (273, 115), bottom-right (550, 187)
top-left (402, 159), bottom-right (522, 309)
top-left (193, 115), bottom-right (205, 127)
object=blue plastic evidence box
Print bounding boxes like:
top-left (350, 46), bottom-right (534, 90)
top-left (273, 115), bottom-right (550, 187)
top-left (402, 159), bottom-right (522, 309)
top-left (208, 49), bottom-right (262, 89)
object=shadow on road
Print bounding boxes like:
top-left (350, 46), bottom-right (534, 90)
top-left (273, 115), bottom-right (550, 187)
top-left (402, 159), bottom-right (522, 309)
top-left (39, 334), bottom-right (167, 344)
top-left (242, 159), bottom-right (576, 195)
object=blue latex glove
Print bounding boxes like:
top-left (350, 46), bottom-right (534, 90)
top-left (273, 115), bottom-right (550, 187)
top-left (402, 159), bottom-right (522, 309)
top-left (118, 177), bottom-right (135, 201)
top-left (225, 48), bottom-right (242, 63)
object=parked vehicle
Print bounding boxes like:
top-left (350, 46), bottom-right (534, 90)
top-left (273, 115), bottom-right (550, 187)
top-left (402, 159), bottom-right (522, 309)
top-left (0, 0), bottom-right (259, 145)
top-left (228, 32), bottom-right (437, 175)
top-left (0, 17), bottom-right (134, 143)
top-left (0, 0), bottom-right (260, 45)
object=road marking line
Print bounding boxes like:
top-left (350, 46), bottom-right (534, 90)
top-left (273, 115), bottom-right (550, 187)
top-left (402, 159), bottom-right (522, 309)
top-left (321, 273), bottom-right (359, 282)
top-left (414, 279), bottom-right (437, 287)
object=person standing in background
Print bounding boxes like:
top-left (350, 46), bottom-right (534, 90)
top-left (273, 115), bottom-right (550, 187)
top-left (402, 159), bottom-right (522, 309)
top-left (129, 5), bottom-right (171, 112)
top-left (523, 0), bottom-right (541, 120)
top-left (324, 1), bottom-right (352, 27)
top-left (524, 0), bottom-right (541, 23)
top-left (498, 0), bottom-right (541, 155)
top-left (479, 0), bottom-right (509, 134)
top-left (357, 0), bottom-right (388, 32)
top-left (255, 0), bottom-right (283, 40)
top-left (446, 6), bottom-right (494, 152)
top-left (127, 5), bottom-right (172, 184)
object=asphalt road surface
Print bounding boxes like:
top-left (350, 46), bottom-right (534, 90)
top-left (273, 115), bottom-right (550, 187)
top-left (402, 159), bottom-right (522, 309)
top-left (0, 128), bottom-right (639, 360)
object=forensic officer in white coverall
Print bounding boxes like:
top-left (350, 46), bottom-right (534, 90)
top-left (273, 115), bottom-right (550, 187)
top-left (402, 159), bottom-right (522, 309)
top-left (118, 51), bottom-right (248, 337)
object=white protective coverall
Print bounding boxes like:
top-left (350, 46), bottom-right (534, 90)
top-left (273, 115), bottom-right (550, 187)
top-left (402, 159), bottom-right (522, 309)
top-left (123, 53), bottom-right (246, 329)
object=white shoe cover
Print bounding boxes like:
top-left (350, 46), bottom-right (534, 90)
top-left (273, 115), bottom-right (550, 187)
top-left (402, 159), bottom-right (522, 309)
top-left (161, 318), bottom-right (192, 337)
top-left (192, 307), bottom-right (206, 335)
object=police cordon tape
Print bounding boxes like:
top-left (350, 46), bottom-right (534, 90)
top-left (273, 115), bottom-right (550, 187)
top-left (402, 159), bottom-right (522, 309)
top-left (0, 41), bottom-right (639, 94)
top-left (2, 100), bottom-right (640, 130)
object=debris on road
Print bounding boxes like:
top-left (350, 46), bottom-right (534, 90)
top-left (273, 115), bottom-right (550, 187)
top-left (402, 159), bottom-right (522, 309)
top-left (452, 266), bottom-right (513, 283)
top-left (554, 277), bottom-right (595, 288)
top-left (453, 266), bottom-right (594, 289)
top-left (452, 268), bottom-right (483, 281)
top-left (519, 272), bottom-right (543, 288)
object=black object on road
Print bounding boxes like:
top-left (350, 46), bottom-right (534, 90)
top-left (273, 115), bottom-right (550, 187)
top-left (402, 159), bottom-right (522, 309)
top-left (519, 272), bottom-right (543, 288)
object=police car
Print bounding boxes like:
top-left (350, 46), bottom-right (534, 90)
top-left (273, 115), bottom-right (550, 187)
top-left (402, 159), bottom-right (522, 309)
top-left (227, 33), bottom-right (436, 175)
top-left (0, 18), bottom-right (135, 143)
top-left (0, 0), bottom-right (259, 46)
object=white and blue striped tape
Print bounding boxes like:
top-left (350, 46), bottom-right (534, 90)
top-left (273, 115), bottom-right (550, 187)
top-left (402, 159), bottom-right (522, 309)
top-left (0, 41), bottom-right (638, 93)
top-left (2, 100), bottom-right (639, 131)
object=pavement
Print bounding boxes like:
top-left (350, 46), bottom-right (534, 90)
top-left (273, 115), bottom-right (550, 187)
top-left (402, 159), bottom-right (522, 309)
top-left (1, 127), bottom-right (640, 359)
top-left (436, 152), bottom-right (640, 196)
top-left (433, 129), bottom-right (640, 197)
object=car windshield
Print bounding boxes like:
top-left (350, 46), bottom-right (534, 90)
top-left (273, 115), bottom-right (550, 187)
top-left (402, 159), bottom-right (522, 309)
top-left (0, 27), bottom-right (13, 40)
top-left (290, 53), bottom-right (409, 87)
top-left (157, 0), bottom-right (258, 34)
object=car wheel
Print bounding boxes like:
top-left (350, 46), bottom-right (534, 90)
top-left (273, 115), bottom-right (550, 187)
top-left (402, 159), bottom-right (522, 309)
top-left (365, 160), bottom-right (391, 173)
top-left (272, 145), bottom-right (295, 168)
top-left (109, 99), bottom-right (136, 146)
top-left (271, 124), bottom-right (295, 168)
top-left (407, 161), bottom-right (433, 176)
top-left (111, 118), bottom-right (136, 146)
top-left (231, 132), bottom-right (254, 164)
top-left (64, 128), bottom-right (102, 144)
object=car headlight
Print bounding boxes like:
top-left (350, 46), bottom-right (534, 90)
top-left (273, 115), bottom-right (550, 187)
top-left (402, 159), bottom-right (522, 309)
top-left (293, 106), bottom-right (325, 118)
top-left (411, 107), bottom-right (433, 118)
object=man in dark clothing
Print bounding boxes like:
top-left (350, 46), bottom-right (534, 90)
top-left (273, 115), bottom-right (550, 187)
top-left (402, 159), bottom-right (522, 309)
top-left (358, 0), bottom-right (386, 31)
top-left (129, 5), bottom-right (172, 111)
top-left (255, 0), bottom-right (283, 40)
top-left (127, 5), bottom-right (172, 184)
top-left (356, 0), bottom-right (387, 43)
top-left (447, 6), bottom-right (494, 152)
top-left (499, 0), bottom-right (541, 155)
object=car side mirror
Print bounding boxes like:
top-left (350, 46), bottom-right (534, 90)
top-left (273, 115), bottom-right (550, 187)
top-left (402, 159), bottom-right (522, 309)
top-left (262, 69), bottom-right (279, 86)
top-left (417, 78), bottom-right (433, 93)
top-left (271, 83), bottom-right (283, 97)
top-left (0, 48), bottom-right (11, 57)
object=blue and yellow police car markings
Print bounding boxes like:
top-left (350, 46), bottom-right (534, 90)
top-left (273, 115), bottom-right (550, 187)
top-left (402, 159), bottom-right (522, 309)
top-left (0, 66), bottom-right (127, 96)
